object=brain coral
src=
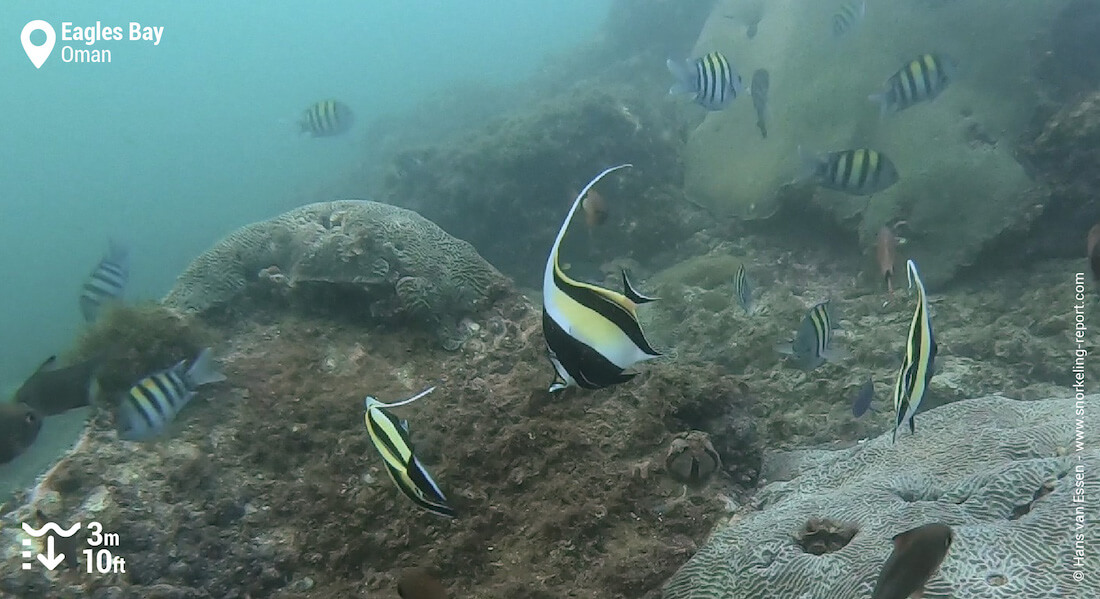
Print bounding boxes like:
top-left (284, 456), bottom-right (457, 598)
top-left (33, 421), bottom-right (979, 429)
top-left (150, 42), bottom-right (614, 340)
top-left (663, 394), bottom-right (1099, 598)
top-left (163, 200), bottom-right (510, 347)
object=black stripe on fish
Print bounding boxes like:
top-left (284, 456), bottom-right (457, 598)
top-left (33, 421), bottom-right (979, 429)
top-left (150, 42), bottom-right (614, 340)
top-left (380, 457), bottom-right (456, 518)
top-left (892, 260), bottom-right (938, 443)
top-left (621, 270), bottom-right (659, 304)
top-left (365, 403), bottom-right (413, 468)
top-left (553, 267), bottom-right (661, 357)
top-left (856, 150), bottom-right (871, 189)
top-left (735, 264), bottom-right (752, 313)
top-left (127, 385), bottom-right (159, 429)
top-left (542, 310), bottom-right (637, 390)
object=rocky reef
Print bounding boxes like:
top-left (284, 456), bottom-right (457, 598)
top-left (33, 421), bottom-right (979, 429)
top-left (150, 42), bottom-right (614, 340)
top-left (680, 0), bottom-right (1069, 288)
top-left (0, 281), bottom-right (761, 598)
top-left (373, 87), bottom-right (707, 289)
top-left (162, 200), bottom-right (510, 349)
top-left (663, 394), bottom-right (1098, 599)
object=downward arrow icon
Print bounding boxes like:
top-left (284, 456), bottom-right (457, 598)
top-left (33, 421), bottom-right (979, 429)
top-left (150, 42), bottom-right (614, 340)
top-left (37, 536), bottom-right (64, 570)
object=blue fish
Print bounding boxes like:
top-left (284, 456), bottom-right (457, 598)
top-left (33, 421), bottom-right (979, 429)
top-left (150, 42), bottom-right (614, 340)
top-left (852, 376), bottom-right (875, 417)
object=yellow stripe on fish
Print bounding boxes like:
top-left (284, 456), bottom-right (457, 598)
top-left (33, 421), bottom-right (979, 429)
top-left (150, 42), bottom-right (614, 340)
top-left (542, 164), bottom-right (662, 392)
top-left (872, 53), bottom-right (956, 115)
top-left (892, 260), bottom-right (938, 443)
top-left (363, 387), bottom-right (456, 518)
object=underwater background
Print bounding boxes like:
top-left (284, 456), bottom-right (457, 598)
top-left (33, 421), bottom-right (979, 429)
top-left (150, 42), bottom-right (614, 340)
top-left (2, 0), bottom-right (1100, 598)
top-left (0, 0), bottom-right (608, 389)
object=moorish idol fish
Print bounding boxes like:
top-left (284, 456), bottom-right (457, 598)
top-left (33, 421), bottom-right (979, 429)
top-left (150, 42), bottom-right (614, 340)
top-left (363, 386), bottom-right (456, 518)
top-left (892, 260), bottom-right (937, 443)
top-left (541, 164), bottom-right (662, 392)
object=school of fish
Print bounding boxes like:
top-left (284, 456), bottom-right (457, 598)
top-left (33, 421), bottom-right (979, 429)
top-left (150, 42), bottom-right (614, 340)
top-left (11, 4), bottom-right (1049, 596)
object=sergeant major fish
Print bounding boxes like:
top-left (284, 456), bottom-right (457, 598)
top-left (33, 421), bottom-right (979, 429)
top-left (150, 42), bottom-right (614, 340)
top-left (299, 99), bottom-right (355, 137)
top-left (872, 523), bottom-right (953, 599)
top-left (892, 260), bottom-right (937, 443)
top-left (666, 52), bottom-right (745, 111)
top-left (777, 300), bottom-right (847, 371)
top-left (799, 147), bottom-right (899, 196)
top-left (870, 53), bottom-right (958, 116)
top-left (0, 402), bottom-right (42, 464)
top-left (832, 0), bottom-right (866, 38)
top-left (15, 355), bottom-right (102, 416)
top-left (542, 164), bottom-right (662, 392)
top-left (80, 239), bottom-right (129, 323)
top-left (750, 69), bottom-right (770, 139)
top-left (116, 347), bottom-right (226, 441)
top-left (363, 386), bottom-right (456, 518)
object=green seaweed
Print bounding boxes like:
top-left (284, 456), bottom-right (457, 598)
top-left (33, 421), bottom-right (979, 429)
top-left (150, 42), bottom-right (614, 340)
top-left (70, 302), bottom-right (217, 398)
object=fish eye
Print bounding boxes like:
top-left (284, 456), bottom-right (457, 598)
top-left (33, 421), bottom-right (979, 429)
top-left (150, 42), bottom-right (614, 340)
top-left (25, 412), bottom-right (38, 424)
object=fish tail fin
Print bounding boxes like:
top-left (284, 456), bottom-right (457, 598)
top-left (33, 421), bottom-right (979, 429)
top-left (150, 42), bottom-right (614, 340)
top-left (796, 145), bottom-right (821, 183)
top-left (622, 270), bottom-right (659, 304)
top-left (106, 238), bottom-right (129, 265)
top-left (666, 58), bottom-right (695, 95)
top-left (868, 93), bottom-right (889, 118)
top-left (186, 347), bottom-right (226, 387)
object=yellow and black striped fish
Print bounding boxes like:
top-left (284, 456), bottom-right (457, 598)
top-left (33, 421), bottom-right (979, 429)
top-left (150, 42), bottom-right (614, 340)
top-left (777, 300), bottom-right (846, 371)
top-left (542, 164), bottom-right (662, 392)
top-left (80, 239), bottom-right (129, 323)
top-left (116, 348), bottom-right (225, 441)
top-left (799, 147), bottom-right (900, 196)
top-left (298, 99), bottom-right (355, 137)
top-left (870, 54), bottom-right (957, 116)
top-left (363, 387), bottom-right (456, 518)
top-left (892, 260), bottom-right (938, 443)
top-left (666, 52), bottom-right (745, 111)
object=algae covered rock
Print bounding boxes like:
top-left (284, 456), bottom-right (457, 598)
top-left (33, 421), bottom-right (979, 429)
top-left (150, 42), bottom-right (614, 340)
top-left (1014, 90), bottom-right (1100, 261)
top-left (73, 303), bottom-right (215, 395)
top-left (163, 200), bottom-right (510, 347)
top-left (681, 0), bottom-right (1067, 287)
top-left (663, 394), bottom-right (1098, 598)
top-left (377, 87), bottom-right (704, 287)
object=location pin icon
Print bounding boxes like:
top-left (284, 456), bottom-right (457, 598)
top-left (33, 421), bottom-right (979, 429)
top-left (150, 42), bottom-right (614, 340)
top-left (21, 20), bottom-right (56, 69)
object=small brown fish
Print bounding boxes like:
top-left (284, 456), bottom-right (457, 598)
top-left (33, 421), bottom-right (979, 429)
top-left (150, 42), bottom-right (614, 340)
top-left (0, 402), bottom-right (43, 464)
top-left (397, 567), bottom-right (448, 599)
top-left (877, 225), bottom-right (899, 294)
top-left (871, 523), bottom-right (953, 599)
top-left (1088, 223), bottom-right (1100, 281)
top-left (14, 355), bottom-right (102, 416)
top-left (582, 188), bottom-right (608, 229)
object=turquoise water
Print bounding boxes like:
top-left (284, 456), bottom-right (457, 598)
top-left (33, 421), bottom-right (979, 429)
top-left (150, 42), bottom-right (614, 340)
top-left (0, 1), bottom-right (609, 389)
